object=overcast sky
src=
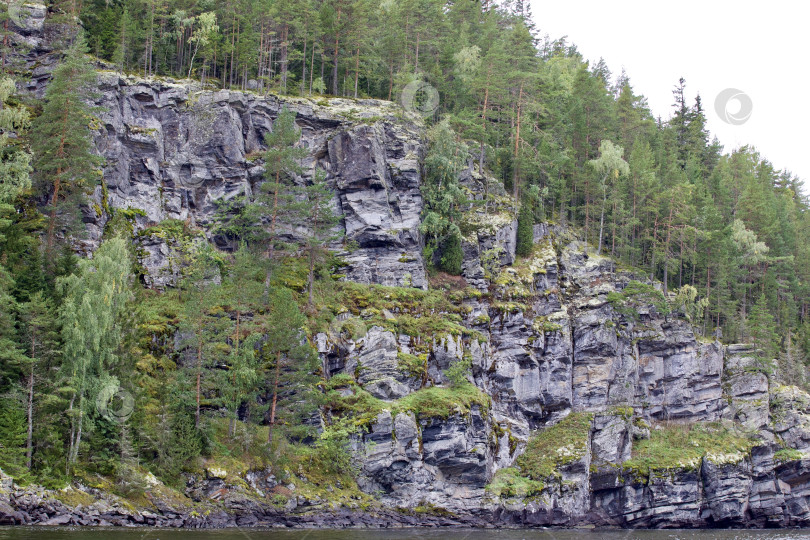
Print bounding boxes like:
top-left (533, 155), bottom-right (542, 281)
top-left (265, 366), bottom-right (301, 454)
top-left (528, 0), bottom-right (810, 187)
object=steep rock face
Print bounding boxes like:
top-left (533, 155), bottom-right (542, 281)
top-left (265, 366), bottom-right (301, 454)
top-left (87, 74), bottom-right (427, 289)
top-left (68, 75), bottom-right (810, 524)
top-left (317, 227), bottom-right (810, 526)
top-left (358, 409), bottom-right (489, 511)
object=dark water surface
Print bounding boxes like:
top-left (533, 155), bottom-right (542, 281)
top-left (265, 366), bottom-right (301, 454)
top-left (3, 529), bottom-right (810, 540)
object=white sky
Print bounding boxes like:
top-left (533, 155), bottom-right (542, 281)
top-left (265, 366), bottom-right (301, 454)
top-left (528, 0), bottom-right (810, 188)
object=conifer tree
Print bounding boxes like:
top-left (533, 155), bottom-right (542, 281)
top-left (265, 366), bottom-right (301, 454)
top-left (261, 107), bottom-right (307, 255)
top-left (30, 32), bottom-right (102, 253)
top-left (17, 292), bottom-right (59, 470)
top-left (298, 167), bottom-right (342, 307)
top-left (264, 287), bottom-right (311, 446)
top-left (748, 293), bottom-right (780, 369)
top-left (178, 240), bottom-right (228, 429)
top-left (221, 245), bottom-right (264, 437)
top-left (516, 201), bottom-right (534, 258)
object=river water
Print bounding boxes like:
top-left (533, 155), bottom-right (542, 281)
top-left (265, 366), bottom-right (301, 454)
top-left (2, 529), bottom-right (810, 540)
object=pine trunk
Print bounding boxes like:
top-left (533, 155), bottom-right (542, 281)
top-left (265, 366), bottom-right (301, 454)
top-left (331, 6), bottom-right (341, 95)
top-left (267, 351), bottom-right (282, 445)
top-left (26, 352), bottom-right (35, 469)
top-left (195, 339), bottom-right (202, 428)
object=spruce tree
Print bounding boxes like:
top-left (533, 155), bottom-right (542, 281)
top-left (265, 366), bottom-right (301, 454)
top-left (748, 293), bottom-right (779, 369)
top-left (17, 292), bottom-right (58, 470)
top-left (516, 201), bottom-right (534, 258)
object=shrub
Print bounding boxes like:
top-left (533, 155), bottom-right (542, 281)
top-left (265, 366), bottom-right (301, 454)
top-left (439, 233), bottom-right (463, 275)
top-left (516, 203), bottom-right (534, 258)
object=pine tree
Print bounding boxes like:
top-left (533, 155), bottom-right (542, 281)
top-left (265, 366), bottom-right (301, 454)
top-left (178, 240), bottom-right (228, 429)
top-left (221, 245), bottom-right (264, 437)
top-left (264, 286), bottom-right (311, 446)
top-left (17, 292), bottom-right (59, 470)
top-left (261, 106), bottom-right (307, 255)
top-left (30, 32), bottom-right (102, 253)
top-left (297, 167), bottom-right (342, 307)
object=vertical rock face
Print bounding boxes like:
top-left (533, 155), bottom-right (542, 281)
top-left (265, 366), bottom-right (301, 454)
top-left (316, 222), bottom-right (810, 526)
top-left (86, 74), bottom-right (427, 288)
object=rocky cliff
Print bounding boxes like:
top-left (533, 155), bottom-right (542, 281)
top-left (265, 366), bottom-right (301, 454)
top-left (5, 15), bottom-right (810, 528)
top-left (80, 74), bottom-right (810, 528)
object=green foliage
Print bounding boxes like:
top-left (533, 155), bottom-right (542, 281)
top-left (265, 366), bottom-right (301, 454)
top-left (607, 280), bottom-right (670, 320)
top-left (397, 352), bottom-right (427, 380)
top-left (487, 467), bottom-right (544, 500)
top-left (30, 32), bottom-right (103, 250)
top-left (0, 76), bottom-right (31, 230)
top-left (326, 375), bottom-right (488, 424)
top-left (747, 293), bottom-right (780, 365)
top-left (672, 285), bottom-right (710, 326)
top-left (393, 382), bottom-right (489, 420)
top-left (623, 422), bottom-right (755, 477)
top-left (421, 120), bottom-right (469, 272)
top-left (438, 232), bottom-right (463, 275)
top-left (444, 357), bottom-right (472, 388)
top-left (515, 202), bottom-right (534, 258)
top-left (0, 397), bottom-right (28, 478)
top-left (260, 107), bottom-right (308, 254)
top-left (335, 281), bottom-right (476, 339)
top-left (774, 448), bottom-right (804, 463)
top-left (517, 412), bottom-right (594, 480)
top-left (58, 237), bottom-right (133, 466)
top-left (154, 407), bottom-right (204, 483)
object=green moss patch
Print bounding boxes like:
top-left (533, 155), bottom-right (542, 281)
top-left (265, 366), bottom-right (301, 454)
top-left (517, 412), bottom-right (594, 480)
top-left (324, 377), bottom-right (489, 425)
top-left (622, 422), bottom-right (756, 476)
top-left (486, 467), bottom-right (544, 499)
top-left (336, 282), bottom-right (481, 339)
top-left (393, 383), bottom-right (489, 420)
top-left (774, 448), bottom-right (804, 463)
